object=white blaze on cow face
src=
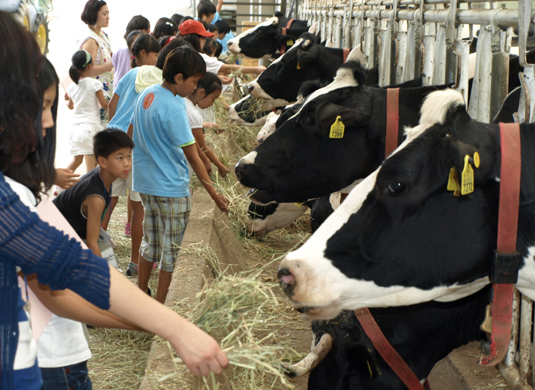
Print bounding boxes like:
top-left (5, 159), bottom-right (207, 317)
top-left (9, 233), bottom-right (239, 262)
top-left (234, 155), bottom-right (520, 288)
top-left (227, 17), bottom-right (279, 54)
top-left (257, 112), bottom-right (280, 144)
top-left (279, 89), bottom-right (477, 318)
top-left (239, 151), bottom-right (258, 165)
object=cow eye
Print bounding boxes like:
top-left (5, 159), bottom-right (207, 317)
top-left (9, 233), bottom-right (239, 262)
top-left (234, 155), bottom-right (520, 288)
top-left (305, 115), bottom-right (316, 125)
top-left (387, 182), bottom-right (406, 194)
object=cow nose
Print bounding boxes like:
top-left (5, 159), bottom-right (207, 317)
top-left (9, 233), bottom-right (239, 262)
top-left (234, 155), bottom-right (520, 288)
top-left (228, 41), bottom-right (233, 47)
top-left (234, 162), bottom-right (249, 180)
top-left (278, 267), bottom-right (297, 297)
top-left (248, 85), bottom-right (254, 93)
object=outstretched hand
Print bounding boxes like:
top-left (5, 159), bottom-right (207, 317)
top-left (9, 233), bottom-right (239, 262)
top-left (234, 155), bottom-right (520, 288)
top-left (55, 168), bottom-right (81, 189)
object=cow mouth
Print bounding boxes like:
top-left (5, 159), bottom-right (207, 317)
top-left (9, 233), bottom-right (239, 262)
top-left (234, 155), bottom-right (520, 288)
top-left (247, 188), bottom-right (277, 205)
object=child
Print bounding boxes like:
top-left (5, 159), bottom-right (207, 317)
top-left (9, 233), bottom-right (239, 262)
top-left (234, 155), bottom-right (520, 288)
top-left (197, 0), bottom-right (220, 24)
top-left (215, 19), bottom-right (235, 54)
top-left (113, 15), bottom-right (151, 84)
top-left (179, 20), bottom-right (265, 77)
top-left (64, 50), bottom-right (109, 174)
top-left (130, 46), bottom-right (229, 303)
top-left (202, 37), bottom-right (219, 57)
top-left (152, 17), bottom-right (178, 40)
top-left (185, 72), bottom-right (230, 177)
top-left (54, 129), bottom-right (134, 258)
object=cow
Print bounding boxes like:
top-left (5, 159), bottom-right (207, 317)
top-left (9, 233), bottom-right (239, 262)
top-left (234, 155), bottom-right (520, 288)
top-left (227, 12), bottom-right (309, 58)
top-left (235, 61), bottom-right (452, 205)
top-left (228, 94), bottom-right (272, 127)
top-left (295, 285), bottom-right (490, 389)
top-left (276, 88), bottom-right (535, 320)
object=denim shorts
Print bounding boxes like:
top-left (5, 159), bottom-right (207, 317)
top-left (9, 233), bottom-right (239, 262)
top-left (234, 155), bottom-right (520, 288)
top-left (40, 360), bottom-right (92, 390)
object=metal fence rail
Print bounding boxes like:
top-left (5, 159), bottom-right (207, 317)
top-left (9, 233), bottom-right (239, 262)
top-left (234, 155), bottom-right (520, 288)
top-left (297, 0), bottom-right (535, 388)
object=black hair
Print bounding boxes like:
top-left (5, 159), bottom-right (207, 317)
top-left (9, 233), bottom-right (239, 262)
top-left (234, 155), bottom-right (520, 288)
top-left (162, 46), bottom-right (206, 83)
top-left (213, 40), bottom-right (223, 57)
top-left (197, 0), bottom-right (216, 20)
top-left (94, 128), bottom-right (135, 160)
top-left (181, 33), bottom-right (204, 52)
top-left (153, 17), bottom-right (178, 40)
top-left (156, 38), bottom-right (193, 69)
top-left (131, 34), bottom-right (160, 68)
top-left (200, 20), bottom-right (210, 31)
top-left (214, 19), bottom-right (230, 34)
top-left (69, 50), bottom-right (93, 84)
top-left (171, 14), bottom-right (184, 25)
top-left (206, 23), bottom-right (218, 33)
top-left (124, 15), bottom-right (150, 40)
top-left (202, 38), bottom-right (219, 56)
top-left (179, 16), bottom-right (193, 26)
top-left (126, 30), bottom-right (143, 50)
top-left (197, 72), bottom-right (222, 96)
top-left (81, 0), bottom-right (107, 26)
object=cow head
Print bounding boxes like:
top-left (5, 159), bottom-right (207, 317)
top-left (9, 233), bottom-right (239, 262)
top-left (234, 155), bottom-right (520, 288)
top-left (227, 16), bottom-right (293, 58)
top-left (248, 33), bottom-right (328, 105)
top-left (277, 89), bottom-right (506, 319)
top-left (228, 94), bottom-right (272, 126)
top-left (235, 61), bottom-right (380, 204)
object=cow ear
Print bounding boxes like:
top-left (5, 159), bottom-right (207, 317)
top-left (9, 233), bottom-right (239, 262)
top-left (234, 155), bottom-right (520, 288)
top-left (277, 34), bottom-right (295, 48)
top-left (316, 103), bottom-right (371, 136)
top-left (308, 24), bottom-right (317, 34)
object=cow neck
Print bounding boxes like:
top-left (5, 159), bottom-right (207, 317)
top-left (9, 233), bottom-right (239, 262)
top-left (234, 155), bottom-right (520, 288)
top-left (385, 88), bottom-right (400, 158)
top-left (280, 19), bottom-right (295, 54)
top-left (354, 308), bottom-right (430, 390)
top-left (480, 122), bottom-right (522, 366)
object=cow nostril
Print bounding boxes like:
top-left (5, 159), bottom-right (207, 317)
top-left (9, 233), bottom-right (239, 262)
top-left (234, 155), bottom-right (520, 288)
top-left (278, 267), bottom-right (296, 285)
top-left (248, 85), bottom-right (254, 93)
top-left (228, 41), bottom-right (233, 47)
top-left (234, 163), bottom-right (247, 179)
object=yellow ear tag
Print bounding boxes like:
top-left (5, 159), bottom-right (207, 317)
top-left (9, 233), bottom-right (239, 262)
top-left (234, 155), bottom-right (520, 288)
top-left (287, 39), bottom-right (294, 46)
top-left (329, 116), bottom-right (345, 139)
top-left (294, 202), bottom-right (305, 208)
top-left (297, 61), bottom-right (301, 70)
top-left (473, 152), bottom-right (480, 168)
top-left (447, 167), bottom-right (461, 197)
top-left (461, 155), bottom-right (474, 195)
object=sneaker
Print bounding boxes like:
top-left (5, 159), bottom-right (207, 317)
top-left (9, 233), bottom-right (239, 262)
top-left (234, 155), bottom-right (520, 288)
top-left (124, 223), bottom-right (131, 237)
top-left (126, 262), bottom-right (138, 276)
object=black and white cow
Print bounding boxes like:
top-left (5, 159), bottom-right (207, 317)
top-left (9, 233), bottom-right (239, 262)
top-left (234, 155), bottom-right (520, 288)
top-left (227, 12), bottom-right (309, 58)
top-left (300, 285), bottom-right (489, 389)
top-left (235, 61), bottom-right (452, 204)
top-left (277, 88), bottom-right (535, 319)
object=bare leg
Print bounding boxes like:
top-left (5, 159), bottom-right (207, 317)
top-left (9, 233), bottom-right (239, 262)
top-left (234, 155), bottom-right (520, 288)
top-left (101, 196), bottom-right (119, 230)
top-left (130, 200), bottom-right (144, 266)
top-left (66, 155), bottom-right (84, 172)
top-left (156, 270), bottom-right (173, 304)
top-left (138, 255), bottom-right (153, 294)
top-left (84, 154), bottom-right (97, 171)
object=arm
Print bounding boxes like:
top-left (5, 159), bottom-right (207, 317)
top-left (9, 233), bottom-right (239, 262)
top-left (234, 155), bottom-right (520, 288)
top-left (82, 38), bottom-right (113, 77)
top-left (195, 140), bottom-right (212, 175)
top-left (96, 90), bottom-right (108, 111)
top-left (67, 95), bottom-right (74, 110)
top-left (83, 195), bottom-right (107, 257)
top-left (219, 64), bottom-right (266, 75)
top-left (54, 168), bottom-right (80, 189)
top-left (108, 92), bottom-right (120, 120)
top-left (216, 0), bottom-right (224, 13)
top-left (192, 128), bottom-right (229, 177)
top-left (182, 143), bottom-right (229, 212)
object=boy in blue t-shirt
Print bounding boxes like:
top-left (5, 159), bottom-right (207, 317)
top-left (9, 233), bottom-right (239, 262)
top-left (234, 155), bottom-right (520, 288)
top-left (130, 46), bottom-right (229, 303)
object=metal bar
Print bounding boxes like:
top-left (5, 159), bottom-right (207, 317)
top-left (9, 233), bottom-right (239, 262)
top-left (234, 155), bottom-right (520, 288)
top-left (300, 8), bottom-right (534, 29)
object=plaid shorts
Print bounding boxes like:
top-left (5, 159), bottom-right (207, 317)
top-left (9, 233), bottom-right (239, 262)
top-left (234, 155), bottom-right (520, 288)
top-left (139, 194), bottom-right (191, 272)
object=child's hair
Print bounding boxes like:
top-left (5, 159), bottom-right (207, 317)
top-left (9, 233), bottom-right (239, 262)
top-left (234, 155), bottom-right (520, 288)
top-left (156, 38), bottom-right (193, 69)
top-left (179, 16), bottom-right (193, 26)
top-left (69, 50), bottom-right (93, 84)
top-left (94, 128), bottom-right (135, 160)
top-left (206, 23), bottom-right (218, 33)
top-left (124, 15), bottom-right (150, 39)
top-left (202, 38), bottom-right (218, 56)
top-left (126, 30), bottom-right (143, 50)
top-left (181, 33), bottom-right (204, 52)
top-left (197, 0), bottom-right (216, 20)
top-left (200, 20), bottom-right (210, 31)
top-left (197, 72), bottom-right (222, 96)
top-left (213, 40), bottom-right (223, 57)
top-left (214, 19), bottom-right (230, 34)
top-left (152, 17), bottom-right (178, 40)
top-left (81, 0), bottom-right (107, 26)
top-left (171, 14), bottom-right (184, 26)
top-left (162, 46), bottom-right (206, 84)
top-left (131, 34), bottom-right (160, 68)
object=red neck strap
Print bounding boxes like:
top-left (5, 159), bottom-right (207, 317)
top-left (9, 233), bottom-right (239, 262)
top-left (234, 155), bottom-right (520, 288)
top-left (343, 48), bottom-right (351, 63)
top-left (280, 19), bottom-right (295, 54)
top-left (481, 122), bottom-right (522, 366)
top-left (355, 308), bottom-right (428, 390)
top-left (385, 88), bottom-right (400, 158)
